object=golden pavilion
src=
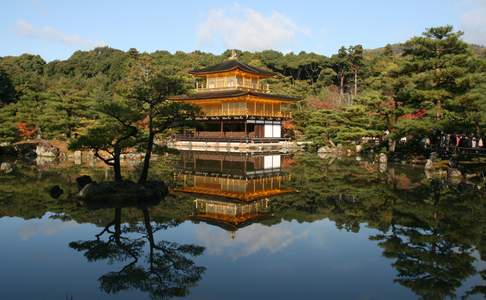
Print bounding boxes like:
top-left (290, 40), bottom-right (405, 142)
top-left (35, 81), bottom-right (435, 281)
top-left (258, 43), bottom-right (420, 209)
top-left (172, 57), bottom-right (298, 143)
top-left (173, 151), bottom-right (294, 231)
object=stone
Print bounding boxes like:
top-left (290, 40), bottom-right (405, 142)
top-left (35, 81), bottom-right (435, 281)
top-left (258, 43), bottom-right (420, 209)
top-left (317, 146), bottom-right (333, 154)
top-left (0, 162), bottom-right (13, 174)
top-left (143, 181), bottom-right (169, 199)
top-left (78, 182), bottom-right (115, 199)
top-left (76, 175), bottom-right (93, 191)
top-left (465, 172), bottom-right (480, 179)
top-left (49, 185), bottom-right (63, 199)
top-left (13, 143), bottom-right (37, 158)
top-left (378, 153), bottom-right (388, 164)
top-left (424, 159), bottom-right (434, 170)
top-left (35, 142), bottom-right (59, 157)
top-left (355, 144), bottom-right (363, 153)
top-left (86, 151), bottom-right (95, 161)
top-left (77, 180), bottom-right (168, 203)
top-left (429, 152), bottom-right (438, 161)
top-left (0, 143), bottom-right (16, 156)
top-left (447, 168), bottom-right (463, 184)
top-left (74, 150), bottom-right (82, 165)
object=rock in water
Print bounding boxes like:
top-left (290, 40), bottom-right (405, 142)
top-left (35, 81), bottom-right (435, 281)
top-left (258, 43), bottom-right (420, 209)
top-left (77, 181), bottom-right (168, 204)
top-left (35, 141), bottom-right (60, 157)
top-left (0, 162), bottom-right (13, 174)
top-left (447, 168), bottom-right (463, 184)
top-left (78, 182), bottom-right (117, 199)
top-left (424, 159), bottom-right (434, 170)
top-left (76, 175), bottom-right (93, 191)
top-left (49, 185), bottom-right (64, 199)
top-left (143, 181), bottom-right (169, 198)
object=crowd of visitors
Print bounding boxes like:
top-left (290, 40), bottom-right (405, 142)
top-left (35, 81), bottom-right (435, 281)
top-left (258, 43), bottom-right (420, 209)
top-left (439, 134), bottom-right (485, 152)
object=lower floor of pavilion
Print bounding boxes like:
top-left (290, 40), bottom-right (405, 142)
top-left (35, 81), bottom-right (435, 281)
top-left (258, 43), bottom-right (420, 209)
top-left (179, 119), bottom-right (285, 142)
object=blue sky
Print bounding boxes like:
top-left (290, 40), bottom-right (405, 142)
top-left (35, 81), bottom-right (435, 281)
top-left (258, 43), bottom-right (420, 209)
top-left (1, 0), bottom-right (485, 61)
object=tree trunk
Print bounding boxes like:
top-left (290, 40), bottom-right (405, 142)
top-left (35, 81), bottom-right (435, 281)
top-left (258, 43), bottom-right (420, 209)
top-left (114, 208), bottom-right (121, 241)
top-left (436, 99), bottom-right (442, 119)
top-left (142, 208), bottom-right (155, 268)
top-left (114, 146), bottom-right (122, 182)
top-left (354, 71), bottom-right (358, 96)
top-left (142, 208), bottom-right (154, 246)
top-left (339, 72), bottom-right (344, 96)
top-left (139, 131), bottom-right (155, 184)
top-left (388, 139), bottom-right (396, 152)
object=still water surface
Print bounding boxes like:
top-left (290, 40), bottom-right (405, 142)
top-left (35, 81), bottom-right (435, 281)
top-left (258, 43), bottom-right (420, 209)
top-left (1, 152), bottom-right (485, 300)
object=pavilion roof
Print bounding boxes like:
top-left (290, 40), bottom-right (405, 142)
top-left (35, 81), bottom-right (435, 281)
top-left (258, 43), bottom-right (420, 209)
top-left (171, 89), bottom-right (299, 101)
top-left (190, 60), bottom-right (275, 77)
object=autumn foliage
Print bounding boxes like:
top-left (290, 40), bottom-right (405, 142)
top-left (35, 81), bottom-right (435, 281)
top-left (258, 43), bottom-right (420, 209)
top-left (17, 122), bottom-right (37, 139)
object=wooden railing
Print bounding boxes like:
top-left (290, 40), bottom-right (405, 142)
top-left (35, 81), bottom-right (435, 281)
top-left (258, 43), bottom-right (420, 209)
top-left (195, 84), bottom-right (270, 92)
top-left (200, 108), bottom-right (291, 118)
top-left (174, 134), bottom-right (290, 143)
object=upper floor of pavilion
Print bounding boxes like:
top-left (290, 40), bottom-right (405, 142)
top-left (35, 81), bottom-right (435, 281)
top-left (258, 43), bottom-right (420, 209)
top-left (171, 59), bottom-right (299, 119)
top-left (190, 59), bottom-right (275, 92)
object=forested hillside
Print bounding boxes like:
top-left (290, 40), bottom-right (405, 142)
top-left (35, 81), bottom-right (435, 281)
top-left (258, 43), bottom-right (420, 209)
top-left (1, 26), bottom-right (486, 152)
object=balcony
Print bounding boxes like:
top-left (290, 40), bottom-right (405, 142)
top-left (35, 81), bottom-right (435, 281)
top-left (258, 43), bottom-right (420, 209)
top-left (199, 103), bottom-right (292, 118)
top-left (195, 79), bottom-right (270, 93)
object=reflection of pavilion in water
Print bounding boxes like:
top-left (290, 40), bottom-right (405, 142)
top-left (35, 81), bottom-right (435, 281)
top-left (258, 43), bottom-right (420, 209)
top-left (173, 151), bottom-right (294, 231)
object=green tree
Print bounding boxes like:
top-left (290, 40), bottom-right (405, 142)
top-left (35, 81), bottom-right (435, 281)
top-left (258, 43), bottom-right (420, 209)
top-left (120, 56), bottom-right (199, 184)
top-left (46, 77), bottom-right (96, 139)
top-left (331, 47), bottom-right (350, 96)
top-left (0, 68), bottom-right (16, 104)
top-left (395, 26), bottom-right (474, 135)
top-left (69, 98), bottom-right (141, 182)
top-left (348, 45), bottom-right (364, 96)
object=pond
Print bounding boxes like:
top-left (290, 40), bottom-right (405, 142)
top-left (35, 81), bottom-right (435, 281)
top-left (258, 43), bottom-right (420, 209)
top-left (0, 151), bottom-right (485, 300)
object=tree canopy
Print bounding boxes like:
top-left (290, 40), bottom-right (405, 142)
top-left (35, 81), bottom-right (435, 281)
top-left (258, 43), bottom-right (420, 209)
top-left (1, 25), bottom-right (486, 152)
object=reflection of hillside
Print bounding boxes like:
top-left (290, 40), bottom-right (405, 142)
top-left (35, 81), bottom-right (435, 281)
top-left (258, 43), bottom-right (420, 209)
top-left (271, 153), bottom-right (486, 300)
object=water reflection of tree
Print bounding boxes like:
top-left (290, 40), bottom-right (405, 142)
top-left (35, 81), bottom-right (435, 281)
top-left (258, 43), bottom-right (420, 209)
top-left (69, 206), bottom-right (205, 299)
top-left (272, 153), bottom-right (486, 299)
top-left (371, 180), bottom-right (480, 299)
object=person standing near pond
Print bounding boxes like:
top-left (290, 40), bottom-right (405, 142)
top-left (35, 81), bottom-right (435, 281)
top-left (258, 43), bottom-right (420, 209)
top-left (479, 137), bottom-right (484, 148)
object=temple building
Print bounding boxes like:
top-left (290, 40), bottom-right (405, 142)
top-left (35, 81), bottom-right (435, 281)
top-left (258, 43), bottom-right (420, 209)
top-left (192, 198), bottom-right (270, 233)
top-left (173, 151), bottom-right (294, 233)
top-left (173, 151), bottom-right (294, 201)
top-left (171, 58), bottom-right (298, 149)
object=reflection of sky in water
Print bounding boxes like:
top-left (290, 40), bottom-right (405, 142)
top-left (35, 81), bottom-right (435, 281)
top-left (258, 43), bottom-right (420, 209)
top-left (0, 214), bottom-right (485, 300)
top-left (195, 222), bottom-right (310, 259)
top-left (17, 214), bottom-right (79, 240)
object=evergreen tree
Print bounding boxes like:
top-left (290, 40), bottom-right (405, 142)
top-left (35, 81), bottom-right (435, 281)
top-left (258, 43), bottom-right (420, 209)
top-left (119, 55), bottom-right (199, 183)
top-left (395, 26), bottom-right (474, 136)
top-left (69, 98), bottom-right (141, 182)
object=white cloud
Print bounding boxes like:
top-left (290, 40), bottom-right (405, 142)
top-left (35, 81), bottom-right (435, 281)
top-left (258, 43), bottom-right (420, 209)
top-left (15, 19), bottom-right (107, 48)
top-left (460, 0), bottom-right (486, 45)
top-left (18, 219), bottom-right (79, 240)
top-left (195, 222), bottom-right (309, 260)
top-left (197, 4), bottom-right (309, 51)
